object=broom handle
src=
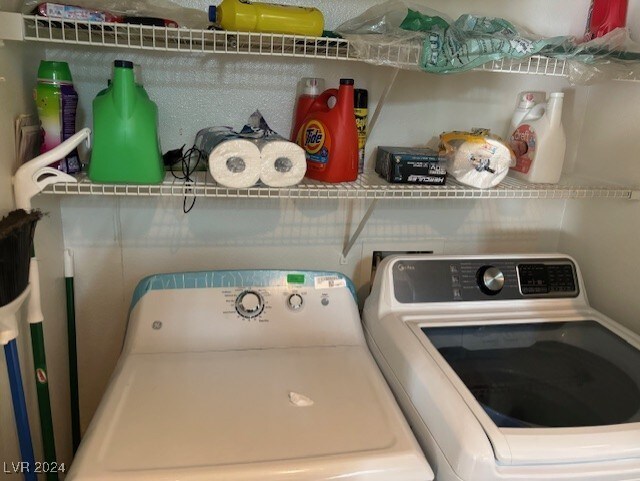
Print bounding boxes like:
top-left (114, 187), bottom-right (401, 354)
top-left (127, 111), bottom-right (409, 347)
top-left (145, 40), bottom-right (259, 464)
top-left (27, 258), bottom-right (58, 481)
top-left (64, 249), bottom-right (80, 453)
top-left (5, 339), bottom-right (38, 481)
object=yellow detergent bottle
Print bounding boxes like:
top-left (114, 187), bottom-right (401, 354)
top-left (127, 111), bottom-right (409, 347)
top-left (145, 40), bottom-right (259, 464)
top-left (209, 0), bottom-right (324, 37)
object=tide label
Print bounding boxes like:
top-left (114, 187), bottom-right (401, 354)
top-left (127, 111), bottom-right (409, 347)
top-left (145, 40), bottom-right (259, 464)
top-left (299, 120), bottom-right (331, 169)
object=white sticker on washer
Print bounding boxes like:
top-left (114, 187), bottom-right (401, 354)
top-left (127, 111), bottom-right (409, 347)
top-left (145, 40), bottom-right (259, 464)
top-left (314, 276), bottom-right (346, 289)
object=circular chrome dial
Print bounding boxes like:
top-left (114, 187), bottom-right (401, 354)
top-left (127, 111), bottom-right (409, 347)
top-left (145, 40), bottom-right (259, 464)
top-left (235, 290), bottom-right (264, 318)
top-left (477, 266), bottom-right (505, 295)
top-left (287, 293), bottom-right (304, 311)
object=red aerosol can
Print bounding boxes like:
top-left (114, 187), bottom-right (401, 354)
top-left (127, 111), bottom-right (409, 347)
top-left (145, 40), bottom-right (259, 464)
top-left (296, 78), bottom-right (359, 183)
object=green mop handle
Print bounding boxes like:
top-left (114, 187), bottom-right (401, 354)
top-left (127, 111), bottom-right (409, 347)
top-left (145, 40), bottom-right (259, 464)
top-left (27, 258), bottom-right (58, 481)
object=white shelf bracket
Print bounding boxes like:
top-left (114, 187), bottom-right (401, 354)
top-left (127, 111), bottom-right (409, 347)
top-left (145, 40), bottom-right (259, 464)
top-left (340, 199), bottom-right (379, 264)
top-left (0, 12), bottom-right (25, 42)
top-left (366, 68), bottom-right (400, 144)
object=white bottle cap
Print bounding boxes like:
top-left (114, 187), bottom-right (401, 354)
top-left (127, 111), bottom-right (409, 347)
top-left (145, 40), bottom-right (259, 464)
top-left (549, 92), bottom-right (564, 98)
top-left (300, 77), bottom-right (325, 96)
top-left (517, 91), bottom-right (545, 109)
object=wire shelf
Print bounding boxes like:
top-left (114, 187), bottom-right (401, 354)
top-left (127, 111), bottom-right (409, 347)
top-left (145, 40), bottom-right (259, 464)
top-left (22, 15), bottom-right (572, 76)
top-left (22, 15), bottom-right (352, 60)
top-left (41, 172), bottom-right (638, 200)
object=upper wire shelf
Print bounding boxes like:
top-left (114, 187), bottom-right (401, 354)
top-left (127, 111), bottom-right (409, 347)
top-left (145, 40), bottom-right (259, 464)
top-left (22, 15), bottom-right (352, 60)
top-left (41, 172), bottom-right (638, 201)
top-left (22, 15), bottom-right (572, 76)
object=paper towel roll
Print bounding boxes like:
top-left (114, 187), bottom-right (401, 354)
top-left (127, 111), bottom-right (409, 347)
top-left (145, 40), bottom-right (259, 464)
top-left (209, 139), bottom-right (262, 188)
top-left (448, 138), bottom-right (513, 189)
top-left (259, 140), bottom-right (307, 187)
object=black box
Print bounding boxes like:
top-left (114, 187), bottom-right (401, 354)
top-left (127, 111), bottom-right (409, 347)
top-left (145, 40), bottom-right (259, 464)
top-left (375, 147), bottom-right (447, 184)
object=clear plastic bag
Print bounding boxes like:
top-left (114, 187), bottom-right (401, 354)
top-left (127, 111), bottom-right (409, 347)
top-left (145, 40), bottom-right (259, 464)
top-left (336, 0), bottom-right (640, 84)
top-left (336, 1), bottom-right (570, 73)
top-left (554, 28), bottom-right (640, 85)
top-left (22, 0), bottom-right (209, 29)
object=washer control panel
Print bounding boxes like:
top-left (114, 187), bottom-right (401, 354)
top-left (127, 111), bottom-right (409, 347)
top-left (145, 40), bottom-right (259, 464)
top-left (128, 270), bottom-right (361, 353)
top-left (392, 257), bottom-right (579, 303)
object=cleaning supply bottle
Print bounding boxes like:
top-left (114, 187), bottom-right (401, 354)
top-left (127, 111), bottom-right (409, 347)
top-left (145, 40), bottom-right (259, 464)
top-left (35, 61), bottom-right (80, 173)
top-left (89, 60), bottom-right (163, 184)
top-left (354, 88), bottom-right (368, 173)
top-left (290, 78), bottom-right (324, 141)
top-left (507, 91), bottom-right (545, 139)
top-left (509, 92), bottom-right (566, 184)
top-left (208, 0), bottom-right (324, 37)
top-left (585, 0), bottom-right (628, 41)
top-left (296, 78), bottom-right (359, 183)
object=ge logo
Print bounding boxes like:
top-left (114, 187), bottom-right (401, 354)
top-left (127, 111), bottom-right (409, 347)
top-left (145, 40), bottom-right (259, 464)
top-left (152, 321), bottom-right (162, 330)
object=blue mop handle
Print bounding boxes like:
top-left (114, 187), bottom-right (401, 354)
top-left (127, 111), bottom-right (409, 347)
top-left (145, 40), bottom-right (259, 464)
top-left (5, 340), bottom-right (37, 481)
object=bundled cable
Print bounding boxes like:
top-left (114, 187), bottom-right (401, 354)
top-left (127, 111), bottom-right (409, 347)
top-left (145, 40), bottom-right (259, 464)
top-left (165, 144), bottom-right (205, 213)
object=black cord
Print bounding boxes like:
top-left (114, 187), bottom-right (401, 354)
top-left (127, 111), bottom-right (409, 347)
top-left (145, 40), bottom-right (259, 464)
top-left (169, 145), bottom-right (204, 213)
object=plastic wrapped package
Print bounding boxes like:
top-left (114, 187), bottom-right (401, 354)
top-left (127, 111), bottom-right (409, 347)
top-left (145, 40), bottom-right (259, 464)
top-left (440, 129), bottom-right (515, 190)
top-left (22, 0), bottom-right (209, 29)
top-left (336, 1), bottom-right (571, 73)
top-left (555, 28), bottom-right (640, 85)
top-left (336, 0), bottom-right (640, 84)
top-left (335, 0), bottom-right (451, 69)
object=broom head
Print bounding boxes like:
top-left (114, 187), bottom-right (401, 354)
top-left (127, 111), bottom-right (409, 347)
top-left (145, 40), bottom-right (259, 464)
top-left (0, 209), bottom-right (43, 307)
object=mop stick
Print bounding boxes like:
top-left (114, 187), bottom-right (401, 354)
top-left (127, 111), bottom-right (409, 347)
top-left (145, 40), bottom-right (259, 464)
top-left (1, 287), bottom-right (37, 481)
top-left (5, 340), bottom-right (38, 481)
top-left (13, 128), bottom-right (91, 478)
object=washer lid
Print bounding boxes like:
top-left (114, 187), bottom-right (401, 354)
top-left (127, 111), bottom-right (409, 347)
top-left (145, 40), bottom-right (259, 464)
top-left (421, 316), bottom-right (640, 465)
top-left (69, 346), bottom-right (432, 480)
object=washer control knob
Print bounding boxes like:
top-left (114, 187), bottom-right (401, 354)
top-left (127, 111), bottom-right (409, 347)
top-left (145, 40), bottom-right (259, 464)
top-left (287, 293), bottom-right (304, 311)
top-left (477, 266), bottom-right (505, 295)
top-left (235, 290), bottom-right (264, 318)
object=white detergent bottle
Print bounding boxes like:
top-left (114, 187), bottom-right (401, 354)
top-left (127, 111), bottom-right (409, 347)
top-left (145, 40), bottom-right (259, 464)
top-left (509, 92), bottom-right (566, 184)
top-left (507, 91), bottom-right (546, 138)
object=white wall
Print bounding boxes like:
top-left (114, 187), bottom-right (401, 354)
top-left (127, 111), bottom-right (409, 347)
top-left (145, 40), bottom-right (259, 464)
top-left (559, 80), bottom-right (640, 332)
top-left (557, 2), bottom-right (640, 331)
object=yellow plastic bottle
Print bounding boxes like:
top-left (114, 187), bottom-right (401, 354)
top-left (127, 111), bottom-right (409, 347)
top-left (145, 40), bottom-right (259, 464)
top-left (209, 0), bottom-right (324, 37)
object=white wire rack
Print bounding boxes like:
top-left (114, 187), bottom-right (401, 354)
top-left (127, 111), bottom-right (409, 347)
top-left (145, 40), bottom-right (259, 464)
top-left (41, 172), bottom-right (638, 200)
top-left (22, 15), bottom-right (352, 60)
top-left (22, 15), bottom-right (573, 76)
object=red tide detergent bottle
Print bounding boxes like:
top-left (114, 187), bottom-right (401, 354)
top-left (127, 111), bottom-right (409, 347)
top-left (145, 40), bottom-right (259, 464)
top-left (290, 77), bottom-right (324, 141)
top-left (297, 78), bottom-right (359, 183)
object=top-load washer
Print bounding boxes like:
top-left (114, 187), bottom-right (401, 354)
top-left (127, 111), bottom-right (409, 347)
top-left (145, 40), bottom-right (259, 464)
top-left (363, 254), bottom-right (640, 481)
top-left (67, 269), bottom-right (433, 481)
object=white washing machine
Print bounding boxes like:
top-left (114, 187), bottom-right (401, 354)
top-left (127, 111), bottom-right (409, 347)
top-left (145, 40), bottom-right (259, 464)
top-left (67, 269), bottom-right (432, 481)
top-left (362, 254), bottom-right (640, 481)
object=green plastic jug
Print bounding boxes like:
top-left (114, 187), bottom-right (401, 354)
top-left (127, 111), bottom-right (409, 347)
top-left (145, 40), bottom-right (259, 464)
top-left (89, 60), bottom-right (163, 184)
